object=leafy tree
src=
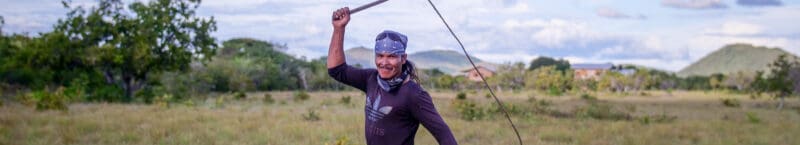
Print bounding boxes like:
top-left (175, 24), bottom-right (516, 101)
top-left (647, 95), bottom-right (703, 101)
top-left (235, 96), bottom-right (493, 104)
top-left (56, 0), bottom-right (217, 102)
top-left (526, 66), bottom-right (573, 93)
top-left (723, 71), bottom-right (755, 91)
top-left (709, 73), bottom-right (725, 90)
top-left (754, 54), bottom-right (799, 110)
top-left (488, 62), bottom-right (526, 92)
top-left (528, 56), bottom-right (570, 72)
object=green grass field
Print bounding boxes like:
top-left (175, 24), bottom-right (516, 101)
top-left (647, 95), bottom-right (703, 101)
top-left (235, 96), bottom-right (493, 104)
top-left (2, 91), bottom-right (799, 145)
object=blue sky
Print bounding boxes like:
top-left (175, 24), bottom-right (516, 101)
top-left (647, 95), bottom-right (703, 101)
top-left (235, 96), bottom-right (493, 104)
top-left (2, 0), bottom-right (799, 71)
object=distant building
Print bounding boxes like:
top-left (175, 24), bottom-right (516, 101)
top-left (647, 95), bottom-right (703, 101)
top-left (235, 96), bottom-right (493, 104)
top-left (460, 65), bottom-right (496, 82)
top-left (572, 63), bottom-right (638, 80)
top-left (571, 63), bottom-right (613, 80)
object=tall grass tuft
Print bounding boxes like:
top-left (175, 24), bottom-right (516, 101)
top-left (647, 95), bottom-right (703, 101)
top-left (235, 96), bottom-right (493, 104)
top-left (263, 93), bottom-right (275, 104)
top-left (721, 98), bottom-right (740, 107)
top-left (294, 91), bottom-right (310, 102)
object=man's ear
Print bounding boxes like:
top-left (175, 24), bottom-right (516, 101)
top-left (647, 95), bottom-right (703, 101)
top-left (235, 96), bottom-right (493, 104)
top-left (401, 54), bottom-right (407, 64)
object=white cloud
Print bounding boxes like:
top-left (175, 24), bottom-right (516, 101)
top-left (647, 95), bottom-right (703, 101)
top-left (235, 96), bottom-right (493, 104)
top-left (662, 0), bottom-right (728, 9)
top-left (705, 21), bottom-right (764, 36)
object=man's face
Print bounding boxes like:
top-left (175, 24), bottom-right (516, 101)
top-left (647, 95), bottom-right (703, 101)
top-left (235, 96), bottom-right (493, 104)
top-left (375, 53), bottom-right (406, 79)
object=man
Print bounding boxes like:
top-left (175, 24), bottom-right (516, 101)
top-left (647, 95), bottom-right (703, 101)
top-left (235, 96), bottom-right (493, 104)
top-left (327, 7), bottom-right (458, 145)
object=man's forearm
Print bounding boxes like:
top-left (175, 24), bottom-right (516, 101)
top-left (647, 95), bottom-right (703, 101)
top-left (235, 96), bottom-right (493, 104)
top-left (327, 28), bottom-right (346, 69)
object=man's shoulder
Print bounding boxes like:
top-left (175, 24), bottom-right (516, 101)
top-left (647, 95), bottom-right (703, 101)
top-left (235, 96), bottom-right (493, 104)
top-left (399, 81), bottom-right (429, 98)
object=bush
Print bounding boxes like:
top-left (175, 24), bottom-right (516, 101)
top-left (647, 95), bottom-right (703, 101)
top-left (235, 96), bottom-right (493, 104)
top-left (294, 91), bottom-right (310, 102)
top-left (215, 96), bottom-right (227, 108)
top-left (456, 92), bottom-right (467, 100)
top-left (580, 93), bottom-right (597, 101)
top-left (263, 93), bottom-right (275, 104)
top-left (86, 85), bottom-right (125, 102)
top-left (746, 112), bottom-right (761, 123)
top-left (638, 113), bottom-right (677, 124)
top-left (303, 109), bottom-right (321, 121)
top-left (340, 95), bottom-right (351, 105)
top-left (548, 87), bottom-right (563, 96)
top-left (453, 100), bottom-right (486, 121)
top-left (574, 103), bottom-right (631, 121)
top-left (484, 92), bottom-right (492, 99)
top-left (26, 89), bottom-right (69, 111)
top-left (234, 91), bottom-right (247, 100)
top-left (153, 94), bottom-right (174, 108)
top-left (721, 98), bottom-right (740, 108)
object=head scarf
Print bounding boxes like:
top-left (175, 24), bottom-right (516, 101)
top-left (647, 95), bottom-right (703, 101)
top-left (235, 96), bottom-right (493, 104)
top-left (374, 30), bottom-right (410, 92)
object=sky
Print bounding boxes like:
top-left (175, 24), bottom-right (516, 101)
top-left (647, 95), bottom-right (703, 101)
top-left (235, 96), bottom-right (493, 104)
top-left (1, 0), bottom-right (799, 71)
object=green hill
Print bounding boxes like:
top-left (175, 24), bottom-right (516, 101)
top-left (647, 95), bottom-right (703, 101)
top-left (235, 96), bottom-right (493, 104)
top-left (344, 47), bottom-right (490, 74)
top-left (678, 43), bottom-right (798, 77)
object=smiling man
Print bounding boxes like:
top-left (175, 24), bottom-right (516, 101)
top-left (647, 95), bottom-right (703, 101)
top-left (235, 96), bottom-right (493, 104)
top-left (327, 7), bottom-right (458, 145)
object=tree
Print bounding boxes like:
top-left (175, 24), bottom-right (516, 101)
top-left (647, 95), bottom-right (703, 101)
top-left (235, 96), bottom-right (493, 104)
top-left (528, 56), bottom-right (570, 72)
top-left (754, 54), bottom-right (799, 110)
top-left (488, 62), bottom-right (526, 92)
top-left (526, 66), bottom-right (573, 93)
top-left (723, 71), bottom-right (755, 91)
top-left (709, 73), bottom-right (725, 90)
top-left (57, 0), bottom-right (217, 102)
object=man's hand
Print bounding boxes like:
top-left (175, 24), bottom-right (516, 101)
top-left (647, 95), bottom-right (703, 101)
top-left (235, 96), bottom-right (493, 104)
top-left (332, 7), bottom-right (350, 30)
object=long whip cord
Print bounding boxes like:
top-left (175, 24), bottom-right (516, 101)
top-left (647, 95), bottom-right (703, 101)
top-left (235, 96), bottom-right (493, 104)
top-left (425, 0), bottom-right (523, 144)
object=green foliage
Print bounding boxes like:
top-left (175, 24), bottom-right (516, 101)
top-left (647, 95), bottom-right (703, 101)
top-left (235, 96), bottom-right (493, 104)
top-left (574, 102), bottom-right (632, 121)
top-left (745, 112), bottom-right (761, 123)
top-left (580, 93), bottom-right (597, 101)
top-left (53, 0), bottom-right (218, 101)
top-left (303, 109), bottom-right (321, 121)
top-left (153, 94), bottom-right (174, 108)
top-left (639, 113), bottom-right (677, 124)
top-left (456, 92), bottom-right (467, 100)
top-left (294, 91), bottom-right (310, 102)
top-left (526, 66), bottom-right (573, 94)
top-left (263, 93), bottom-right (274, 104)
top-left (25, 88), bottom-right (69, 111)
top-left (453, 100), bottom-right (487, 121)
top-left (529, 56), bottom-right (570, 71)
top-left (234, 91), bottom-right (247, 100)
top-left (752, 54), bottom-right (800, 109)
top-left (340, 95), bottom-right (351, 105)
top-left (721, 98), bottom-right (741, 108)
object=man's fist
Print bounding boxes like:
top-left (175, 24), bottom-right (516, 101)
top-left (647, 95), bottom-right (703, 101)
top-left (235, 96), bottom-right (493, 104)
top-left (332, 7), bottom-right (350, 29)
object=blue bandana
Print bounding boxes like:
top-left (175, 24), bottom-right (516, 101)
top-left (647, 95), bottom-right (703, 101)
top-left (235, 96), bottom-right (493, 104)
top-left (374, 30), bottom-right (410, 91)
top-left (374, 30), bottom-right (407, 55)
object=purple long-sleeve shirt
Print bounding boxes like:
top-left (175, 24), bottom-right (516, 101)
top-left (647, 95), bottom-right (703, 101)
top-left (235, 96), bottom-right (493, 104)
top-left (328, 63), bottom-right (458, 145)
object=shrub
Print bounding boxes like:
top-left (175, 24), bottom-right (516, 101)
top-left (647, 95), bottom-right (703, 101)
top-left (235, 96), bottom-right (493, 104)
top-left (580, 93), bottom-right (597, 101)
top-left (303, 109), bottom-right (321, 121)
top-left (456, 92), bottom-right (467, 100)
top-left (484, 92), bottom-right (492, 99)
top-left (746, 112), bottom-right (761, 123)
top-left (263, 93), bottom-right (275, 104)
top-left (638, 113), bottom-right (677, 124)
top-left (574, 103), bottom-right (631, 121)
top-left (548, 87), bottom-right (563, 96)
top-left (234, 91), bottom-right (247, 100)
top-left (153, 94), bottom-right (174, 108)
top-left (340, 95), bottom-right (351, 105)
top-left (453, 100), bottom-right (486, 121)
top-left (215, 96), bottom-right (227, 108)
top-left (26, 89), bottom-right (69, 111)
top-left (294, 91), bottom-right (310, 102)
top-left (721, 98), bottom-right (740, 108)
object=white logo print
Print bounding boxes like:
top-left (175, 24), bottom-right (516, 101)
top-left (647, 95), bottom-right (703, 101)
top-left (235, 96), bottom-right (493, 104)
top-left (366, 94), bottom-right (393, 122)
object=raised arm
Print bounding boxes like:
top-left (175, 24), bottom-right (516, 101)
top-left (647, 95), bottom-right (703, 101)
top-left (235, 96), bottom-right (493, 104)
top-left (328, 7), bottom-right (350, 69)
